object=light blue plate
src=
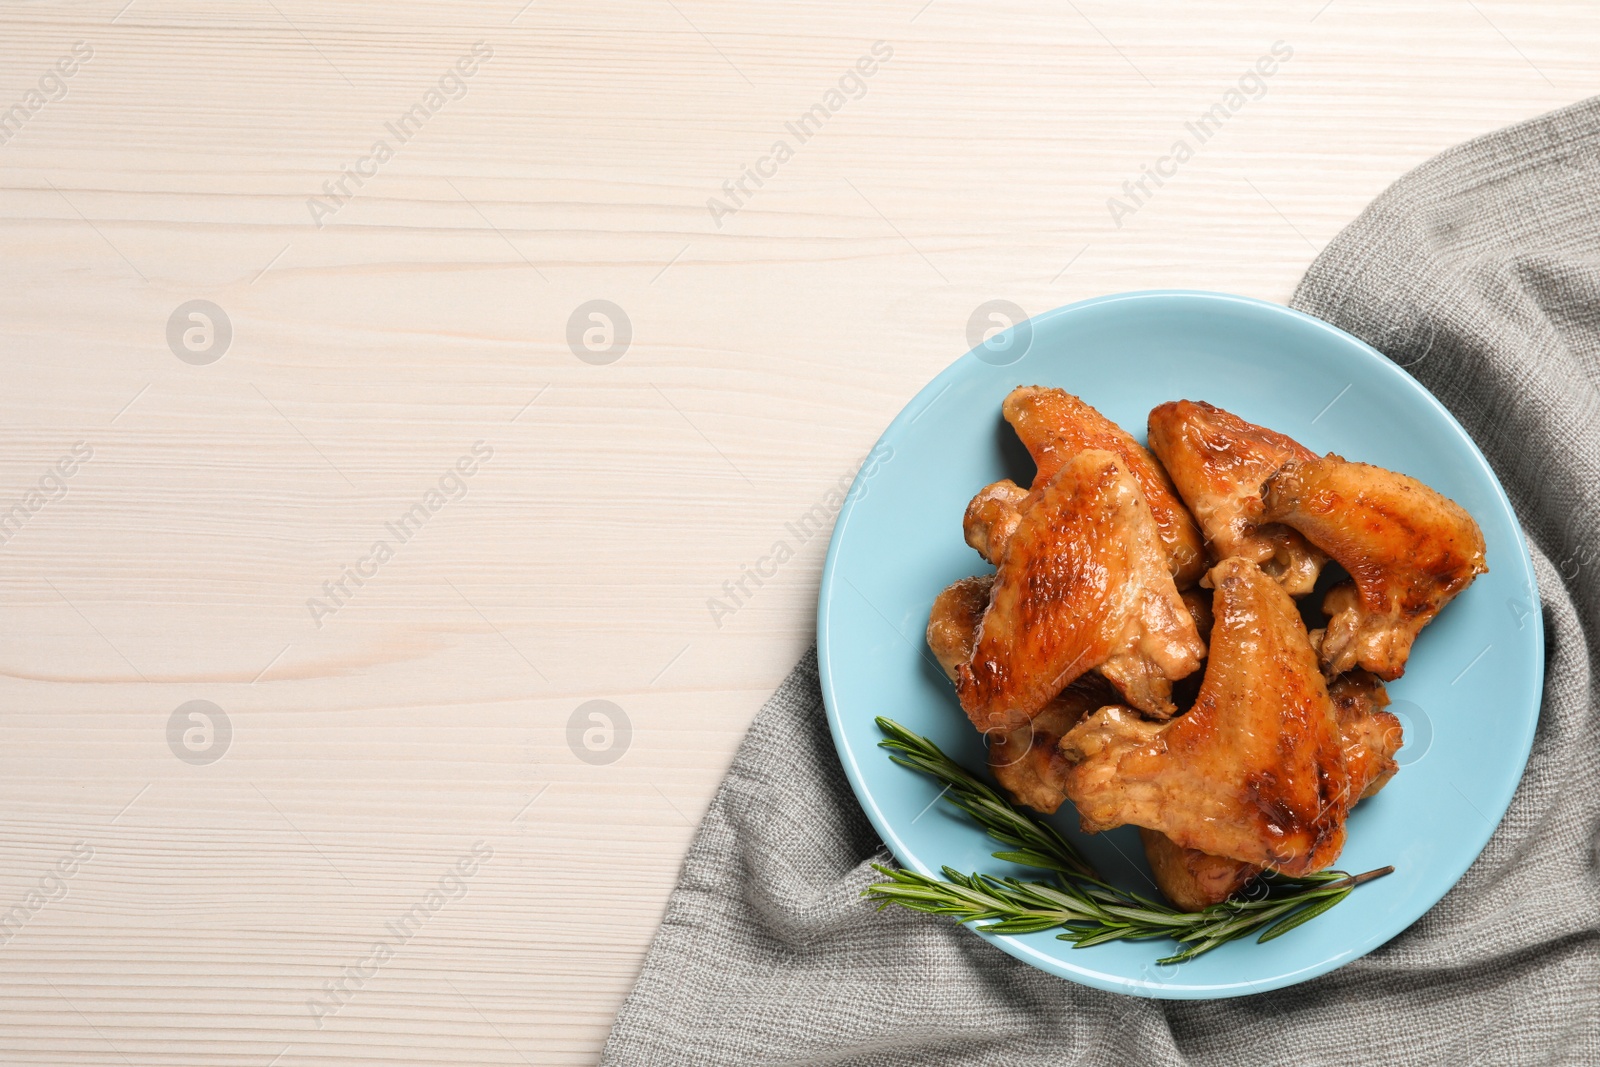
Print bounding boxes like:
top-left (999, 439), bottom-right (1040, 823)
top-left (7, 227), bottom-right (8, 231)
top-left (817, 290), bottom-right (1542, 999)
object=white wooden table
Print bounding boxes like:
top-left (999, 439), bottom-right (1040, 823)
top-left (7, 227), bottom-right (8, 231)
top-left (0, 2), bottom-right (1593, 1062)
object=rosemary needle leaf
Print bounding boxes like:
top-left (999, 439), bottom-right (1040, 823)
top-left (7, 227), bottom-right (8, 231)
top-left (1257, 887), bottom-right (1353, 943)
top-left (1067, 926), bottom-right (1157, 948)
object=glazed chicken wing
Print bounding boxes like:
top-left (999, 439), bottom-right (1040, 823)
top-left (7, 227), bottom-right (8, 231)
top-left (1003, 703), bottom-right (1264, 912)
top-left (1136, 670), bottom-right (1401, 908)
top-left (957, 468), bottom-right (1208, 718)
top-left (1260, 455), bottom-right (1488, 679)
top-left (1146, 400), bottom-right (1327, 595)
top-left (1004, 387), bottom-right (1206, 587)
top-left (1059, 557), bottom-right (1351, 875)
top-left (964, 484), bottom-right (1222, 654)
top-left (956, 449), bottom-right (1205, 730)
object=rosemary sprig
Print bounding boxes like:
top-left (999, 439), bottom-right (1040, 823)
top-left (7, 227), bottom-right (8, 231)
top-left (865, 717), bottom-right (1394, 964)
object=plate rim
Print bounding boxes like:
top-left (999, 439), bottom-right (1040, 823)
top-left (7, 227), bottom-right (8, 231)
top-left (816, 288), bottom-right (1544, 999)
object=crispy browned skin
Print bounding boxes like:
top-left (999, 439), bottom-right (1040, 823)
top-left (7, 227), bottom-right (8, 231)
top-left (962, 480), bottom-right (1028, 565)
top-left (1261, 455), bottom-right (1488, 679)
top-left (1059, 558), bottom-right (1351, 875)
top-left (965, 489), bottom-right (1216, 650)
top-left (1139, 829), bottom-right (1259, 912)
top-left (956, 450), bottom-right (1205, 729)
top-left (1328, 670), bottom-right (1402, 799)
top-left (1146, 400), bottom-right (1327, 595)
top-left (963, 485), bottom-right (1214, 713)
top-left (1004, 387), bottom-right (1205, 587)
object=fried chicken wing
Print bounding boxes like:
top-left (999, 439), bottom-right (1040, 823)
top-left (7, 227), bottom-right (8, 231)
top-left (1107, 677), bottom-right (1403, 910)
top-left (962, 481), bottom-right (1224, 662)
top-left (956, 449), bottom-right (1205, 729)
top-left (961, 478), bottom-right (1214, 715)
top-left (1261, 455), bottom-right (1488, 679)
top-left (1146, 400), bottom-right (1328, 595)
top-left (966, 484), bottom-right (1210, 637)
top-left (1004, 387), bottom-right (1206, 587)
top-left (1004, 711), bottom-right (1265, 911)
top-left (1059, 557), bottom-right (1351, 875)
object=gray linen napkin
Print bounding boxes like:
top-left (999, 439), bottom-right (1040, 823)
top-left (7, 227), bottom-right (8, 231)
top-left (602, 97), bottom-right (1600, 1066)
